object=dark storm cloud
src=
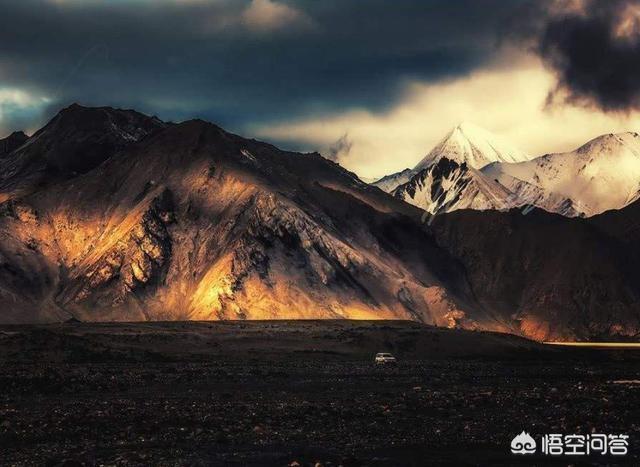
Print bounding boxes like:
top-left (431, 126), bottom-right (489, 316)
top-left (0, 0), bottom-right (527, 136)
top-left (531, 0), bottom-right (640, 111)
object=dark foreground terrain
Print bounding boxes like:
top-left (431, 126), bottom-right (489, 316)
top-left (1, 320), bottom-right (639, 466)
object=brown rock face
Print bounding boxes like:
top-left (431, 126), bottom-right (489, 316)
top-left (0, 106), bottom-right (473, 326)
top-left (431, 208), bottom-right (640, 340)
top-left (61, 189), bottom-right (174, 312)
top-left (0, 104), bottom-right (165, 202)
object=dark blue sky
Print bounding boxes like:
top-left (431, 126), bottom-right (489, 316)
top-left (2, 0), bottom-right (638, 178)
top-left (0, 0), bottom-right (529, 135)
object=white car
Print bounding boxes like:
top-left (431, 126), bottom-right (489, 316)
top-left (375, 352), bottom-right (397, 364)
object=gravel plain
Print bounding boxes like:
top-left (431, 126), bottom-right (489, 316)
top-left (0, 321), bottom-right (638, 466)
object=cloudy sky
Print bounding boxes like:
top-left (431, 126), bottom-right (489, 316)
top-left (2, 0), bottom-right (640, 178)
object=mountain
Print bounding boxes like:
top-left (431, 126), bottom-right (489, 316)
top-left (372, 125), bottom-right (640, 219)
top-left (431, 204), bottom-right (640, 341)
top-left (480, 170), bottom-right (585, 217)
top-left (371, 168), bottom-right (414, 192)
top-left (372, 122), bottom-right (530, 194)
top-left (372, 123), bottom-right (586, 217)
top-left (391, 158), bottom-right (514, 214)
top-left (415, 122), bottom-right (531, 171)
top-left (0, 131), bottom-right (28, 157)
top-left (373, 123), bottom-right (546, 215)
top-left (0, 105), bottom-right (483, 328)
top-left (0, 104), bottom-right (166, 203)
top-left (483, 132), bottom-right (640, 217)
top-left (392, 156), bottom-right (582, 217)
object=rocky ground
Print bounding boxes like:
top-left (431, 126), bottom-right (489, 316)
top-left (0, 321), bottom-right (639, 466)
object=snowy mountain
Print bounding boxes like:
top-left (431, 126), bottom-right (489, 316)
top-left (483, 132), bottom-right (640, 217)
top-left (373, 123), bottom-right (640, 217)
top-left (373, 123), bottom-right (530, 195)
top-left (372, 168), bottom-right (415, 192)
top-left (377, 123), bottom-right (544, 215)
top-left (392, 158), bottom-right (514, 214)
top-left (482, 169), bottom-right (584, 217)
top-left (415, 122), bottom-right (531, 171)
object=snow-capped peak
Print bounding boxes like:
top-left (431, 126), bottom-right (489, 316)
top-left (573, 131), bottom-right (640, 158)
top-left (371, 168), bottom-right (414, 192)
top-left (392, 157), bottom-right (515, 215)
top-left (483, 131), bottom-right (640, 216)
top-left (415, 122), bottom-right (530, 171)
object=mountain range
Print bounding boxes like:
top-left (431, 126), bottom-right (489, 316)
top-left (373, 123), bottom-right (640, 218)
top-left (1, 105), bottom-right (640, 341)
top-left (483, 132), bottom-right (640, 217)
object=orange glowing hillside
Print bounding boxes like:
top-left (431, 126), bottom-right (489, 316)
top-left (0, 105), bottom-right (479, 327)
